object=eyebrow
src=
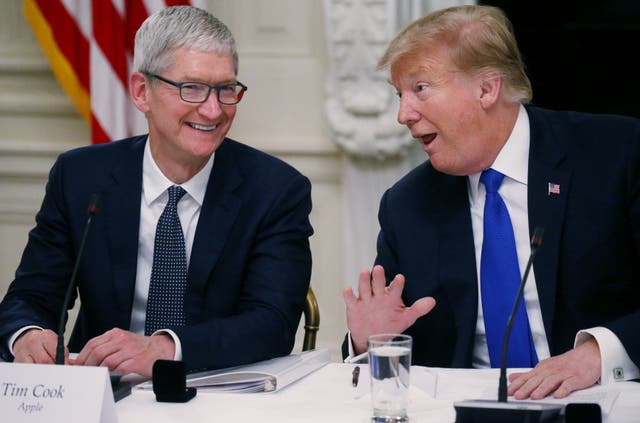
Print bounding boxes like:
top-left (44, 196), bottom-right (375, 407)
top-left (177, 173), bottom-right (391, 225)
top-left (180, 75), bottom-right (238, 85)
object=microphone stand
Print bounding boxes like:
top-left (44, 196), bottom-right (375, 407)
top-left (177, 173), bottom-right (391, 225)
top-left (454, 227), bottom-right (563, 423)
top-left (55, 194), bottom-right (100, 365)
top-left (498, 227), bottom-right (543, 402)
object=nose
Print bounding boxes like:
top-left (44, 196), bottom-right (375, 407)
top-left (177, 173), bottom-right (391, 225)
top-left (197, 91), bottom-right (224, 119)
top-left (397, 95), bottom-right (419, 127)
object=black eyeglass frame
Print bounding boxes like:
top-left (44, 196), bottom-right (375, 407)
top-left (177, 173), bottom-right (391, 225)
top-left (146, 73), bottom-right (248, 105)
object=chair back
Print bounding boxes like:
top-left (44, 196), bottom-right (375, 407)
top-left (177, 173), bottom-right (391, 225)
top-left (302, 286), bottom-right (320, 351)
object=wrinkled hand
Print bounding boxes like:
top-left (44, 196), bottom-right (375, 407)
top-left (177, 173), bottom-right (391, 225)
top-left (508, 338), bottom-right (601, 399)
top-left (343, 265), bottom-right (436, 355)
top-left (72, 328), bottom-right (175, 377)
top-left (13, 328), bottom-right (66, 364)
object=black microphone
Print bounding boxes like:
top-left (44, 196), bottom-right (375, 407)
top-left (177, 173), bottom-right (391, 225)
top-left (55, 194), bottom-right (100, 365)
top-left (454, 227), bottom-right (563, 423)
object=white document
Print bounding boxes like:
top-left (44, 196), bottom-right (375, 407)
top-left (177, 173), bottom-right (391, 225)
top-left (137, 348), bottom-right (331, 393)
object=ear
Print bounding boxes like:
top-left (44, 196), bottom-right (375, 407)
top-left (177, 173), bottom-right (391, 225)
top-left (129, 72), bottom-right (151, 113)
top-left (478, 73), bottom-right (502, 110)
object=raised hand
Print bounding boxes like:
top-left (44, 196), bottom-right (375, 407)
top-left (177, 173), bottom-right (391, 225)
top-left (343, 265), bottom-right (436, 354)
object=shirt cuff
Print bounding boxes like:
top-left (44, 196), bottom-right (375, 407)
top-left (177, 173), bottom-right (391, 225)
top-left (8, 326), bottom-right (43, 356)
top-left (151, 329), bottom-right (182, 361)
top-left (576, 327), bottom-right (640, 385)
top-left (343, 330), bottom-right (368, 363)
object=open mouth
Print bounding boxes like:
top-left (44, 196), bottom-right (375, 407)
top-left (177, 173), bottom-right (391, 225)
top-left (419, 133), bottom-right (437, 145)
top-left (188, 122), bottom-right (217, 131)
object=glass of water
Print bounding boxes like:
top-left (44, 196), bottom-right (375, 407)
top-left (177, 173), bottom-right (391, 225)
top-left (367, 333), bottom-right (412, 422)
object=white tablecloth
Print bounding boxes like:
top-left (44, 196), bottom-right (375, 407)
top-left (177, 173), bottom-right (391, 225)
top-left (116, 363), bottom-right (640, 422)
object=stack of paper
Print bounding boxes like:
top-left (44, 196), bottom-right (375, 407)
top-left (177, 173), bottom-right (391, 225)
top-left (138, 348), bottom-right (331, 393)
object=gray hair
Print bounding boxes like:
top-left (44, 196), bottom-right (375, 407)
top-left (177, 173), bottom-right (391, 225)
top-left (133, 6), bottom-right (238, 75)
top-left (378, 5), bottom-right (531, 103)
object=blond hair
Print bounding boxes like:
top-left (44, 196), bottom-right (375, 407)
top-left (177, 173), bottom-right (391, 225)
top-left (378, 5), bottom-right (531, 103)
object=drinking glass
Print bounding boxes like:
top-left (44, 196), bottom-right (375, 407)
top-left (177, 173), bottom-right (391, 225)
top-left (367, 333), bottom-right (412, 422)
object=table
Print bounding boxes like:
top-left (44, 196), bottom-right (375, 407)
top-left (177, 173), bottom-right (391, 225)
top-left (116, 363), bottom-right (640, 422)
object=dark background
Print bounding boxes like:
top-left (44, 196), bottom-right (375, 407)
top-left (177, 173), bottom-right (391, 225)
top-left (480, 1), bottom-right (640, 117)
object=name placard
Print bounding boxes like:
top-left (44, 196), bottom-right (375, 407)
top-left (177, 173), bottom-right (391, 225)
top-left (0, 362), bottom-right (117, 422)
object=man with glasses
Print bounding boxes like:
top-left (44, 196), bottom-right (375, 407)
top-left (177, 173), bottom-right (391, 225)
top-left (0, 6), bottom-right (313, 377)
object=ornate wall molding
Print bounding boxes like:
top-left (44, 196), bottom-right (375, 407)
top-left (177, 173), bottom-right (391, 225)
top-left (324, 0), bottom-right (474, 158)
top-left (324, 0), bottom-right (411, 158)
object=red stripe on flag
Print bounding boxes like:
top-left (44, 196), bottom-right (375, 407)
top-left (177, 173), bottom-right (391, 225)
top-left (92, 0), bottom-right (128, 87)
top-left (165, 0), bottom-right (194, 7)
top-left (34, 0), bottom-right (89, 92)
top-left (126, 0), bottom-right (149, 58)
top-left (91, 113), bottom-right (111, 145)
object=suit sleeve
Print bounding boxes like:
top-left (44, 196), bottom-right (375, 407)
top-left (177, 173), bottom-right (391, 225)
top-left (374, 190), bottom-right (401, 282)
top-left (176, 173), bottom-right (313, 371)
top-left (0, 157), bottom-right (76, 361)
top-left (601, 121), bottom-right (640, 368)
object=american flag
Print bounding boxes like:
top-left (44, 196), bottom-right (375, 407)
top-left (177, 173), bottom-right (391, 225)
top-left (24, 0), bottom-right (204, 144)
top-left (548, 182), bottom-right (560, 195)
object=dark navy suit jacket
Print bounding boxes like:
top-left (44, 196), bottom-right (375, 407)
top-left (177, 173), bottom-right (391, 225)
top-left (344, 105), bottom-right (640, 368)
top-left (0, 135), bottom-right (313, 372)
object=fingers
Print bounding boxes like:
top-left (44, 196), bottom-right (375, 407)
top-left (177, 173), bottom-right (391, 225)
top-left (407, 297), bottom-right (436, 323)
top-left (111, 333), bottom-right (174, 377)
top-left (343, 287), bottom-right (357, 307)
top-left (13, 329), bottom-right (57, 364)
top-left (76, 328), bottom-right (129, 367)
top-left (357, 269), bottom-right (373, 299)
top-left (370, 265), bottom-right (387, 297)
top-left (353, 266), bottom-right (403, 300)
top-left (74, 329), bottom-right (174, 376)
top-left (509, 371), bottom-right (559, 400)
top-left (507, 342), bottom-right (600, 400)
top-left (386, 273), bottom-right (405, 295)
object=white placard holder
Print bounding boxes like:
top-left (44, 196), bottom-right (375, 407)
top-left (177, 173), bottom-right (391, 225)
top-left (0, 362), bottom-right (117, 422)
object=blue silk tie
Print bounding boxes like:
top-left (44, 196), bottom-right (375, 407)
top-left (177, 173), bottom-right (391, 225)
top-left (145, 185), bottom-right (188, 336)
top-left (480, 169), bottom-right (538, 368)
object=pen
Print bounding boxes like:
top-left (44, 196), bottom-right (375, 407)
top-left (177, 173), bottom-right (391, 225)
top-left (352, 366), bottom-right (360, 387)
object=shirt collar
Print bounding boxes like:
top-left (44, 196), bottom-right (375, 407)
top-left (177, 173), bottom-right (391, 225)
top-left (468, 104), bottom-right (530, 201)
top-left (142, 137), bottom-right (215, 206)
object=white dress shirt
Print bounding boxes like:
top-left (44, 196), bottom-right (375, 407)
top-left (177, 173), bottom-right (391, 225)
top-left (129, 139), bottom-right (215, 359)
top-left (468, 105), bottom-right (550, 367)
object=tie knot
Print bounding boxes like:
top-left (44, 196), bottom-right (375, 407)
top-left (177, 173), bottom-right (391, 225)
top-left (167, 185), bottom-right (186, 206)
top-left (480, 168), bottom-right (505, 193)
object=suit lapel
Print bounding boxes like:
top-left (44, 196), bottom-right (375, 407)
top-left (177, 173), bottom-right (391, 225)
top-left (185, 141), bottom-right (242, 318)
top-left (104, 137), bottom-right (145, 324)
top-left (526, 107), bottom-right (571, 347)
top-left (435, 173), bottom-right (478, 366)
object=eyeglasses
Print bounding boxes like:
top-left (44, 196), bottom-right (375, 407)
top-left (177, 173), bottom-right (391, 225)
top-left (146, 73), bottom-right (247, 105)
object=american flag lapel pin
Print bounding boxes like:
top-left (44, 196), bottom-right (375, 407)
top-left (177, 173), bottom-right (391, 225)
top-left (548, 182), bottom-right (560, 195)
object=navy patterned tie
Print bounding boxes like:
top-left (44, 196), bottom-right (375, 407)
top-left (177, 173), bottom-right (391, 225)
top-left (480, 169), bottom-right (538, 368)
top-left (145, 185), bottom-right (187, 336)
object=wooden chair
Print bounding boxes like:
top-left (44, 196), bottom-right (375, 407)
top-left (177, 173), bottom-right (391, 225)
top-left (302, 286), bottom-right (320, 351)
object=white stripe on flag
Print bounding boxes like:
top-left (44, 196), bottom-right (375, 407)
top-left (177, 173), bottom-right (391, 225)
top-left (111, 0), bottom-right (126, 18)
top-left (60, 0), bottom-right (92, 40)
top-left (143, 0), bottom-right (169, 14)
top-left (91, 43), bottom-right (132, 141)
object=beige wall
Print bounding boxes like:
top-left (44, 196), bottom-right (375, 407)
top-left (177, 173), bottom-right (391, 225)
top-left (0, 0), bottom-right (347, 359)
